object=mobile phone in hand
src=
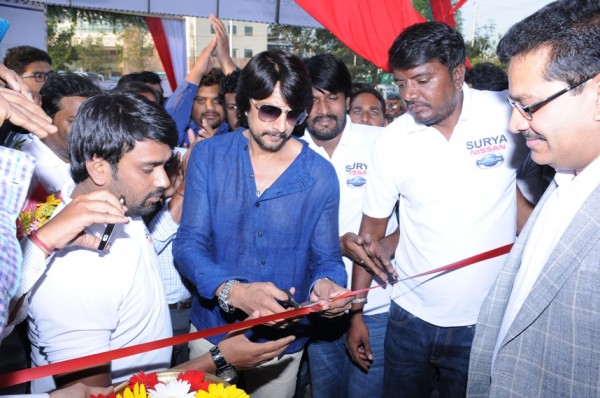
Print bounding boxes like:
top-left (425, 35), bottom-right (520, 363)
top-left (98, 195), bottom-right (126, 251)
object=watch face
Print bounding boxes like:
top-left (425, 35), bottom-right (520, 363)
top-left (218, 297), bottom-right (232, 313)
top-left (218, 366), bottom-right (237, 382)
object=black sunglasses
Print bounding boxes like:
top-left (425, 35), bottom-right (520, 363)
top-left (507, 77), bottom-right (590, 120)
top-left (251, 99), bottom-right (307, 126)
top-left (21, 71), bottom-right (53, 83)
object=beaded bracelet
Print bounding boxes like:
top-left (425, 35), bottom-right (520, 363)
top-left (29, 231), bottom-right (54, 256)
top-left (351, 297), bottom-right (368, 304)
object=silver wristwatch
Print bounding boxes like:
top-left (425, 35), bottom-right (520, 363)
top-left (218, 280), bottom-right (238, 313)
top-left (209, 345), bottom-right (237, 382)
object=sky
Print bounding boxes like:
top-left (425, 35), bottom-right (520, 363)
top-left (460, 0), bottom-right (555, 41)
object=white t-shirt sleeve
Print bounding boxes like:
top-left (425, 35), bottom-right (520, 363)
top-left (363, 127), bottom-right (402, 219)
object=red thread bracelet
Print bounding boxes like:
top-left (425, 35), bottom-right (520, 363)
top-left (29, 231), bottom-right (54, 256)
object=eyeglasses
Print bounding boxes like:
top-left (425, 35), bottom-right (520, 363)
top-left (21, 71), bottom-right (53, 83)
top-left (507, 77), bottom-right (590, 120)
top-left (250, 98), bottom-right (307, 126)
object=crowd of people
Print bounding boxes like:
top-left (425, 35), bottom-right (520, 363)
top-left (0, 0), bottom-right (599, 397)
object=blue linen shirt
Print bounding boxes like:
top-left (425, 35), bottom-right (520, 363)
top-left (173, 130), bottom-right (347, 354)
top-left (164, 80), bottom-right (231, 146)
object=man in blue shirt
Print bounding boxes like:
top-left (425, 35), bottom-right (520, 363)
top-left (173, 50), bottom-right (351, 398)
top-left (165, 16), bottom-right (237, 146)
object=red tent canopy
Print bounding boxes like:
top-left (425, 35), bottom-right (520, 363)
top-left (295, 0), bottom-right (467, 71)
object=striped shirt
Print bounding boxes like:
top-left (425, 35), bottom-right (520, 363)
top-left (0, 146), bottom-right (35, 335)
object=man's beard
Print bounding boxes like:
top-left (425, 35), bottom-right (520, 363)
top-left (307, 114), bottom-right (345, 141)
top-left (125, 188), bottom-right (164, 217)
top-left (249, 129), bottom-right (289, 153)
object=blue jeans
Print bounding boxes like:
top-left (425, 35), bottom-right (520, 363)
top-left (307, 313), bottom-right (387, 398)
top-left (346, 312), bottom-right (387, 398)
top-left (384, 302), bottom-right (474, 398)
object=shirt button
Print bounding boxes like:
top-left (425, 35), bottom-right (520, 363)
top-left (261, 259), bottom-right (266, 265)
top-left (257, 232), bottom-right (263, 237)
top-left (249, 172), bottom-right (254, 179)
top-left (244, 145), bottom-right (248, 150)
top-left (255, 202), bottom-right (260, 208)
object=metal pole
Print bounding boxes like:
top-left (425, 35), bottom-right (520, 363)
top-left (229, 19), bottom-right (233, 58)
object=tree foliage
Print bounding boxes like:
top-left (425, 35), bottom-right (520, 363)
top-left (465, 23), bottom-right (501, 65)
top-left (268, 24), bottom-right (382, 84)
top-left (46, 6), bottom-right (147, 73)
top-left (118, 26), bottom-right (154, 73)
top-left (46, 7), bottom-right (78, 70)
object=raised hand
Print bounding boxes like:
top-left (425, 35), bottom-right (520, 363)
top-left (209, 15), bottom-right (237, 75)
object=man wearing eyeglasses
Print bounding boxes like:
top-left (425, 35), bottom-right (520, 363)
top-left (173, 50), bottom-right (351, 398)
top-left (3, 45), bottom-right (52, 100)
top-left (468, 1), bottom-right (600, 396)
top-left (352, 22), bottom-right (532, 397)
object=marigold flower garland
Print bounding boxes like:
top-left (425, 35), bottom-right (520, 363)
top-left (91, 370), bottom-right (249, 398)
top-left (16, 192), bottom-right (61, 239)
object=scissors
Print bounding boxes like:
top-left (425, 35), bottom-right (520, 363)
top-left (276, 289), bottom-right (301, 309)
top-left (277, 289), bottom-right (322, 309)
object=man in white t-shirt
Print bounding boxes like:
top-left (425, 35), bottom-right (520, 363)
top-left (19, 73), bottom-right (101, 209)
top-left (301, 54), bottom-right (397, 398)
top-left (27, 92), bottom-right (177, 393)
top-left (354, 22), bottom-right (531, 397)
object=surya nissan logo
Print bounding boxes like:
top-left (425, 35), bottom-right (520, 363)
top-left (345, 162), bottom-right (367, 187)
top-left (476, 153), bottom-right (504, 168)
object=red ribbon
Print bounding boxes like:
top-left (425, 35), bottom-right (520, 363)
top-left (0, 243), bottom-right (512, 388)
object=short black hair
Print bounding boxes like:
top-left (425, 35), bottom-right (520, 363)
top-left (118, 71), bottom-right (162, 86)
top-left (40, 72), bottom-right (102, 119)
top-left (219, 69), bottom-right (241, 96)
top-left (349, 84), bottom-right (386, 113)
top-left (201, 68), bottom-right (225, 88)
top-left (464, 62), bottom-right (508, 91)
top-left (388, 22), bottom-right (465, 73)
top-left (497, 0), bottom-right (600, 86)
top-left (112, 80), bottom-right (164, 105)
top-left (304, 54), bottom-right (352, 99)
top-left (3, 46), bottom-right (52, 75)
top-left (236, 50), bottom-right (312, 128)
top-left (69, 92), bottom-right (177, 183)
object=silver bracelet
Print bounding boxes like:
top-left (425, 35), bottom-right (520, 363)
top-left (351, 297), bottom-right (368, 304)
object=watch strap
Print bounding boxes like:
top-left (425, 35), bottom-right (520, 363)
top-left (218, 279), bottom-right (238, 313)
top-left (209, 345), bottom-right (237, 381)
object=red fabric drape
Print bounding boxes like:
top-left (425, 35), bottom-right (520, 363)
top-left (295, 0), bottom-right (469, 72)
top-left (295, 0), bottom-right (426, 71)
top-left (430, 0), bottom-right (456, 27)
top-left (145, 17), bottom-right (177, 91)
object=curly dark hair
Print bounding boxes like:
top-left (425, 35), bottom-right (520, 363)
top-left (3, 46), bottom-right (52, 75)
